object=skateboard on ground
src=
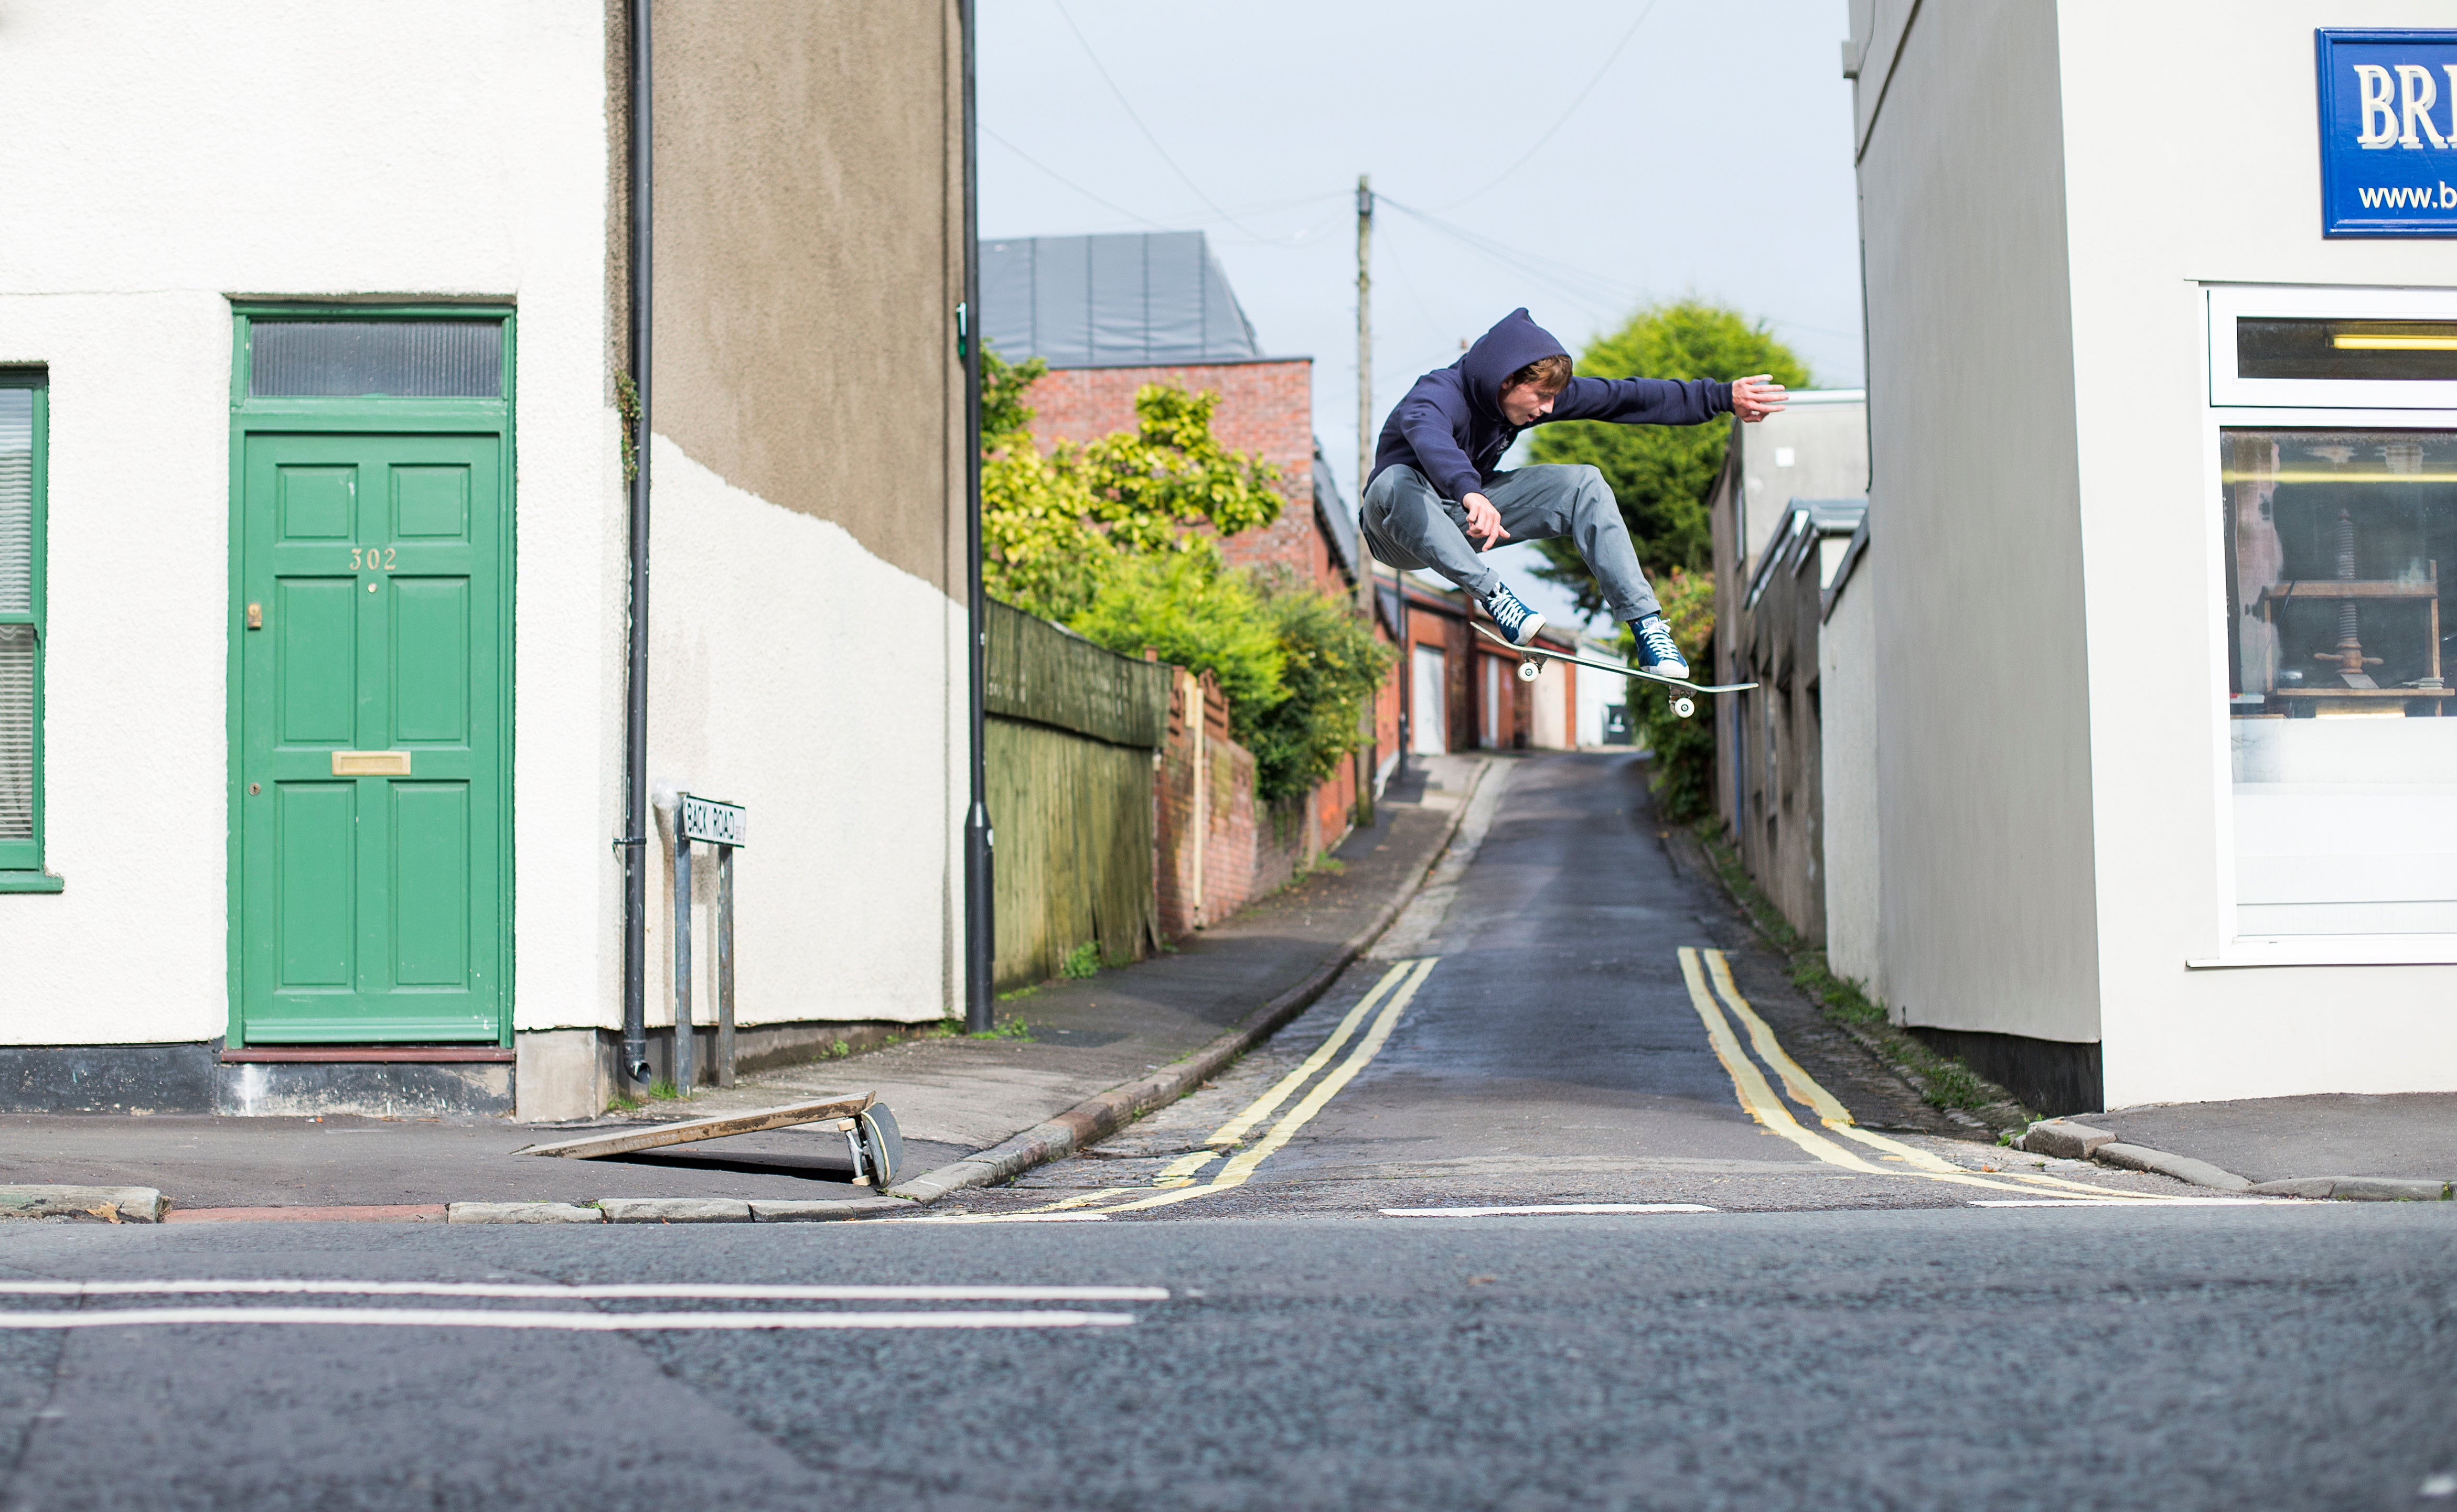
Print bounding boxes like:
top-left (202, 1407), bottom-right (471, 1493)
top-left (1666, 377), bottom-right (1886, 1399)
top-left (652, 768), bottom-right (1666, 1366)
top-left (1471, 622), bottom-right (1756, 719)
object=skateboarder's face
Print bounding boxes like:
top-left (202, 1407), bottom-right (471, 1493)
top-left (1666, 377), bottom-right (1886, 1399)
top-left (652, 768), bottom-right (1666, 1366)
top-left (1498, 380), bottom-right (1560, 427)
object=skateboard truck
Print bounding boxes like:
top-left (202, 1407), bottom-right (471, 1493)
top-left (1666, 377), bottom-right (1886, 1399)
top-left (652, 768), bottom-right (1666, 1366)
top-left (1472, 624), bottom-right (1754, 720)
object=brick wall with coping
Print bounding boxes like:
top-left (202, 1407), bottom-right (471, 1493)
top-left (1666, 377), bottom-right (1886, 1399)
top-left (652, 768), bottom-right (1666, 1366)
top-left (1153, 665), bottom-right (1320, 941)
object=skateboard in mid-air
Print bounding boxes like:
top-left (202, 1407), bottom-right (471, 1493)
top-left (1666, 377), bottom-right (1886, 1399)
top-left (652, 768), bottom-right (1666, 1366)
top-left (1471, 622), bottom-right (1756, 719)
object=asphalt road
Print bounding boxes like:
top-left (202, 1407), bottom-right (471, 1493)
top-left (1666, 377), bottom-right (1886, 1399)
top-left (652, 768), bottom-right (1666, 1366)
top-left (0, 753), bottom-right (2449, 1509)
top-left (0, 1212), bottom-right (2450, 1510)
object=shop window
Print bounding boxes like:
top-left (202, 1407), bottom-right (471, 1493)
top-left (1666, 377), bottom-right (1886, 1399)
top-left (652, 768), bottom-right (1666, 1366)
top-left (2223, 427), bottom-right (2457, 935)
top-left (0, 373), bottom-right (45, 879)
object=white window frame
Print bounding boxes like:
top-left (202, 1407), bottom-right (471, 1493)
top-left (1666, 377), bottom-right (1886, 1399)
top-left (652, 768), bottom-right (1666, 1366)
top-left (2196, 285), bottom-right (2457, 967)
top-left (2208, 283), bottom-right (2457, 412)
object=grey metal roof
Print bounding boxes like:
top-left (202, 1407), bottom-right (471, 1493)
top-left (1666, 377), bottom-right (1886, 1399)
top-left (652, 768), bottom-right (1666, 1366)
top-left (1745, 496), bottom-right (1867, 611)
top-left (1311, 437), bottom-right (1359, 583)
top-left (979, 232), bottom-right (1264, 368)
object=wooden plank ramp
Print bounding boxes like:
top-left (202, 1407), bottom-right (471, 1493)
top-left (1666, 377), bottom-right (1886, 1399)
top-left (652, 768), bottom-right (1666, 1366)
top-left (520, 1095), bottom-right (874, 1161)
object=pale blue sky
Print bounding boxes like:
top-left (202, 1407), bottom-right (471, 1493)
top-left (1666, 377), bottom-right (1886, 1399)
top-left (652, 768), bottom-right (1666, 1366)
top-left (979, 0), bottom-right (1862, 629)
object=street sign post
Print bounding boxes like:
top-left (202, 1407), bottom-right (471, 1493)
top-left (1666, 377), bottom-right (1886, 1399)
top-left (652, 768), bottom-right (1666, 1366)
top-left (671, 796), bottom-right (747, 1091)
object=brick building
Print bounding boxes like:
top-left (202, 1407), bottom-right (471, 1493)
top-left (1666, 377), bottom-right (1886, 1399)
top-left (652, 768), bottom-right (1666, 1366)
top-left (980, 230), bottom-right (1377, 901)
top-left (1382, 576), bottom-right (1584, 755)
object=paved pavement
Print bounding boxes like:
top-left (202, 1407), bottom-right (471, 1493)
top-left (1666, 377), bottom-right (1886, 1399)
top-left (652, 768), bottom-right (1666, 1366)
top-left (2088, 1092), bottom-right (2457, 1185)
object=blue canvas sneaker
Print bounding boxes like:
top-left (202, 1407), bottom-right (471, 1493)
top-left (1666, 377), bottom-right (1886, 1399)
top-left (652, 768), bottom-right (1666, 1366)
top-left (1478, 581), bottom-right (1546, 646)
top-left (1633, 614), bottom-right (1690, 680)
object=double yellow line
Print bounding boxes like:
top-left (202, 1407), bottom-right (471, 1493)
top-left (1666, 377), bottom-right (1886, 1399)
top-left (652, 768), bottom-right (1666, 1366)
top-left (962, 957), bottom-right (1441, 1222)
top-left (1677, 947), bottom-right (2172, 1202)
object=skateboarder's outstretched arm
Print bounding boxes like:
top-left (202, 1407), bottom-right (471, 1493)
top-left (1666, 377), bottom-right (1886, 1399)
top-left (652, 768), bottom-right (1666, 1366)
top-left (1360, 307), bottom-right (1789, 681)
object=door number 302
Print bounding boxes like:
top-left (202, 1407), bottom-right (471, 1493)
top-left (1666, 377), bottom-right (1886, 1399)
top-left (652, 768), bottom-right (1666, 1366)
top-left (350, 547), bottom-right (397, 570)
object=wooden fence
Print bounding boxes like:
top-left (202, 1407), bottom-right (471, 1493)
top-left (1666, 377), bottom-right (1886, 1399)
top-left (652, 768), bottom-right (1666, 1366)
top-left (985, 600), bottom-right (1171, 991)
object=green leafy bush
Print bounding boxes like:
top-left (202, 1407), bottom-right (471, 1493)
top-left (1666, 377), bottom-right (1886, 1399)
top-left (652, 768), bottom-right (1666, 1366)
top-left (1069, 545), bottom-right (1286, 717)
top-left (1240, 574), bottom-right (1398, 802)
top-left (1634, 566), bottom-right (1716, 820)
top-left (1528, 300), bottom-right (1810, 615)
top-left (985, 344), bottom-right (1388, 805)
top-left (978, 343), bottom-right (1282, 623)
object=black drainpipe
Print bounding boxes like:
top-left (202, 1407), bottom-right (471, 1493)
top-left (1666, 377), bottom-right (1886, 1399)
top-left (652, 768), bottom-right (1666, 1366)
top-left (959, 0), bottom-right (994, 1032)
top-left (617, 0), bottom-right (655, 1090)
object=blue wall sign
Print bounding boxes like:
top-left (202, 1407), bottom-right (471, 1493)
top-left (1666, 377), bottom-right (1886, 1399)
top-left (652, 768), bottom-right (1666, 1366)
top-left (2317, 29), bottom-right (2457, 237)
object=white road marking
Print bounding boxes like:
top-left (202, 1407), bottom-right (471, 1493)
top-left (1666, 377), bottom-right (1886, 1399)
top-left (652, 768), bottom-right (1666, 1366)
top-left (1378, 1204), bottom-right (1716, 1217)
top-left (896, 1211), bottom-right (1113, 1224)
top-left (1968, 1198), bottom-right (2281, 1208)
top-left (0, 1308), bottom-right (1135, 1332)
top-left (0, 1280), bottom-right (1166, 1301)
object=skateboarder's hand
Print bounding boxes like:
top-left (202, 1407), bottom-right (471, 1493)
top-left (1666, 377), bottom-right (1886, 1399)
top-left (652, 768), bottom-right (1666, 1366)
top-left (1462, 492), bottom-right (1509, 551)
top-left (1731, 374), bottom-right (1788, 422)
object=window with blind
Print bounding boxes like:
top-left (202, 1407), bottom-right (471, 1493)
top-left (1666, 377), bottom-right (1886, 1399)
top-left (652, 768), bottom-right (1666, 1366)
top-left (0, 374), bottom-right (45, 876)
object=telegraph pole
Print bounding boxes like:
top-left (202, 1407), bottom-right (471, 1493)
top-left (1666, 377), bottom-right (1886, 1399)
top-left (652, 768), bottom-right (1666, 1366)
top-left (1354, 175), bottom-right (1407, 774)
top-left (1356, 174), bottom-right (1373, 536)
top-left (1352, 174), bottom-right (1379, 824)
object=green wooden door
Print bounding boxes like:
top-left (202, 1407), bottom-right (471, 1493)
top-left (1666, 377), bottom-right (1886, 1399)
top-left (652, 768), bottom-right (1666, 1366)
top-left (238, 432), bottom-right (503, 1043)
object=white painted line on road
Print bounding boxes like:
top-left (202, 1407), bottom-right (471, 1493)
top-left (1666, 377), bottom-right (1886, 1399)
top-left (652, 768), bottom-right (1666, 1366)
top-left (0, 1308), bottom-right (1136, 1332)
top-left (0, 1280), bottom-right (1167, 1302)
top-left (895, 1211), bottom-right (1113, 1224)
top-left (1969, 1198), bottom-right (2281, 1208)
top-left (1378, 1204), bottom-right (1717, 1217)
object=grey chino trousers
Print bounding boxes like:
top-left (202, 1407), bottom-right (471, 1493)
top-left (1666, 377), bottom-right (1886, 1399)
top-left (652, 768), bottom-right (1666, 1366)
top-left (1359, 462), bottom-right (1662, 624)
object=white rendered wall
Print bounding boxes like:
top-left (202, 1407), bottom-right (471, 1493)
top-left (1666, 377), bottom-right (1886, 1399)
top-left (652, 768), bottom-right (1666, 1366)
top-left (1733, 392), bottom-right (1869, 578)
top-left (643, 437), bottom-right (965, 1029)
top-left (1820, 563), bottom-right (1881, 1001)
top-left (1527, 661), bottom-right (1569, 750)
top-left (0, 3), bottom-right (620, 1045)
top-left (0, 4), bottom-right (969, 1050)
top-left (2056, 0), bottom-right (2457, 1104)
top-left (1854, 2), bottom-right (2105, 1047)
top-left (1576, 639), bottom-right (1622, 747)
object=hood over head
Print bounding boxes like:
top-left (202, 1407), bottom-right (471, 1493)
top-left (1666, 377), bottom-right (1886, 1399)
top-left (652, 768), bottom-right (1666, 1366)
top-left (1457, 307), bottom-right (1571, 419)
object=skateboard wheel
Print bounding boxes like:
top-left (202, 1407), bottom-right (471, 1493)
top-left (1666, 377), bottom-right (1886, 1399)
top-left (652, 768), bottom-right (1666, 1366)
top-left (1671, 696), bottom-right (1696, 719)
top-left (1516, 660), bottom-right (1540, 683)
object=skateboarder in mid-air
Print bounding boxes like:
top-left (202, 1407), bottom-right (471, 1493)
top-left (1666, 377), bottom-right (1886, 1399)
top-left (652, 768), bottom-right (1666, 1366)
top-left (1359, 307), bottom-right (1786, 679)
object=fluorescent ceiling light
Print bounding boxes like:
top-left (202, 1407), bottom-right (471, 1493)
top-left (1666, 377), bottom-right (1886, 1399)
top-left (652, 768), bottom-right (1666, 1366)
top-left (2332, 334), bottom-right (2457, 351)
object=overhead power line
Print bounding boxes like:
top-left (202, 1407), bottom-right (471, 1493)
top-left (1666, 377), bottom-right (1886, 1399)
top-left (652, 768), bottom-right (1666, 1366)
top-left (982, 127), bottom-right (1174, 232)
top-left (1048, 0), bottom-right (1276, 241)
top-left (1433, 0), bottom-right (1665, 212)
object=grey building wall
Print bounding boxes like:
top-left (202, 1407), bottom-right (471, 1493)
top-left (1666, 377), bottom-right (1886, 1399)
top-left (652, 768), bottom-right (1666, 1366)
top-left (1820, 530), bottom-right (1880, 998)
top-left (1852, 2), bottom-right (2104, 1051)
top-left (1708, 393), bottom-right (1866, 831)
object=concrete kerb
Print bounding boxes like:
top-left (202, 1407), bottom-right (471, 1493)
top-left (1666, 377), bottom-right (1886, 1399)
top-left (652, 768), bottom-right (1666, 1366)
top-left (445, 763), bottom-right (1494, 1223)
top-left (2018, 1119), bottom-right (2452, 1201)
top-left (888, 758), bottom-right (1496, 1207)
top-left (6, 765), bottom-right (1490, 1230)
top-left (0, 1185), bottom-right (168, 1224)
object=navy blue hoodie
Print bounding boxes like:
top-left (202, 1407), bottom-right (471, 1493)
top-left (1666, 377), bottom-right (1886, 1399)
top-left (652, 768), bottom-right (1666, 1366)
top-left (1368, 308), bottom-right (1732, 503)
